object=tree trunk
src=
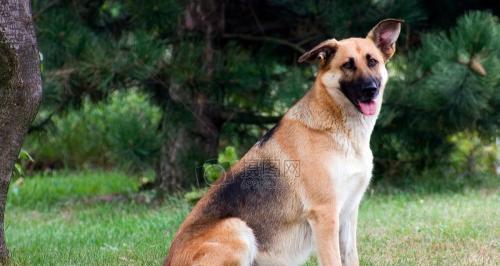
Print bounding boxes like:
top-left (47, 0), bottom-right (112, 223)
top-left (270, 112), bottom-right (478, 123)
top-left (155, 94), bottom-right (224, 193)
top-left (0, 0), bottom-right (43, 263)
top-left (155, 0), bottom-right (225, 193)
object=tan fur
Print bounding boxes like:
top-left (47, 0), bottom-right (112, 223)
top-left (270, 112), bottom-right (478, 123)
top-left (165, 19), bottom-right (402, 266)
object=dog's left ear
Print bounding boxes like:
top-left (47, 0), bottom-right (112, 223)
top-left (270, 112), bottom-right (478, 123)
top-left (367, 19), bottom-right (404, 61)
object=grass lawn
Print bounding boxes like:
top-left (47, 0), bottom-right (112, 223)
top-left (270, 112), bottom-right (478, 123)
top-left (5, 171), bottom-right (499, 265)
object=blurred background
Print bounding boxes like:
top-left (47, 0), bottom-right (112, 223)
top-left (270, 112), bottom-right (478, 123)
top-left (20, 0), bottom-right (499, 192)
top-left (5, 1), bottom-right (499, 265)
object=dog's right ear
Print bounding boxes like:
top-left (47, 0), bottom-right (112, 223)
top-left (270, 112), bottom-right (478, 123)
top-left (298, 39), bottom-right (337, 66)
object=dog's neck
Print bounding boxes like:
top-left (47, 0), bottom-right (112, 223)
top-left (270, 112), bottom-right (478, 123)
top-left (286, 80), bottom-right (378, 148)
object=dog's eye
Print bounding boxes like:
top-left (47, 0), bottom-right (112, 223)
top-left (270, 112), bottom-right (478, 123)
top-left (342, 59), bottom-right (356, 70)
top-left (367, 58), bottom-right (378, 68)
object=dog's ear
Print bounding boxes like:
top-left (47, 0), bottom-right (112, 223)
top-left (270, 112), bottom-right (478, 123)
top-left (367, 19), bottom-right (403, 61)
top-left (298, 40), bottom-right (337, 66)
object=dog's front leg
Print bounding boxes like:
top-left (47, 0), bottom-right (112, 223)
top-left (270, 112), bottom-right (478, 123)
top-left (307, 205), bottom-right (342, 266)
top-left (339, 207), bottom-right (359, 266)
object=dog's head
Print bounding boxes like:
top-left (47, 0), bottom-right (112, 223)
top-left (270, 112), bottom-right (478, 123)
top-left (299, 19), bottom-right (403, 116)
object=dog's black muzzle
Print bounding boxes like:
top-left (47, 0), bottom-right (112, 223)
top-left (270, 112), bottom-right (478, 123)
top-left (359, 80), bottom-right (379, 101)
top-left (340, 77), bottom-right (381, 104)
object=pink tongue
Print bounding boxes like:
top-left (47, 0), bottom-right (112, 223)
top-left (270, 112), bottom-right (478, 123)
top-left (358, 101), bottom-right (377, 115)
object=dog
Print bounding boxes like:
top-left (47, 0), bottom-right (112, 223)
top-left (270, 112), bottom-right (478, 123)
top-left (165, 19), bottom-right (402, 266)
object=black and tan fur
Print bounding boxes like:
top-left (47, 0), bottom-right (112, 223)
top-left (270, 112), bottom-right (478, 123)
top-left (165, 19), bottom-right (403, 266)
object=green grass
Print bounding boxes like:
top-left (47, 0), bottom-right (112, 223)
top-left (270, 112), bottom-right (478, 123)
top-left (5, 172), bottom-right (499, 265)
top-left (8, 171), bottom-right (140, 208)
top-left (358, 190), bottom-right (499, 265)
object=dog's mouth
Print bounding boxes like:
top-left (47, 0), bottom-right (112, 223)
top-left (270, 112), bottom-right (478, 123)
top-left (339, 78), bottom-right (381, 116)
top-left (357, 100), bottom-right (377, 116)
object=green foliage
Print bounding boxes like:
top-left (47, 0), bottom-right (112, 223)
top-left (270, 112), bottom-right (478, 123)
top-left (100, 90), bottom-right (162, 171)
top-left (217, 146), bottom-right (239, 168)
top-left (202, 146), bottom-right (239, 183)
top-left (270, 0), bottom-right (425, 38)
top-left (449, 132), bottom-right (498, 177)
top-left (30, 0), bottom-right (499, 188)
top-left (374, 11), bottom-right (500, 183)
top-left (25, 90), bottom-right (161, 171)
top-left (34, 1), bottom-right (169, 108)
top-left (395, 11), bottom-right (499, 133)
top-left (183, 188), bottom-right (208, 205)
top-left (183, 146), bottom-right (240, 204)
top-left (12, 149), bottom-right (34, 180)
top-left (123, 0), bottom-right (181, 34)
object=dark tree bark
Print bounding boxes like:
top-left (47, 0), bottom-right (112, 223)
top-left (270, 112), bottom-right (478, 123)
top-left (0, 0), bottom-right (43, 263)
top-left (155, 0), bottom-right (225, 193)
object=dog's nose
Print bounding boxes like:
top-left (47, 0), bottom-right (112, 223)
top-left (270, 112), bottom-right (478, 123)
top-left (361, 81), bottom-right (379, 99)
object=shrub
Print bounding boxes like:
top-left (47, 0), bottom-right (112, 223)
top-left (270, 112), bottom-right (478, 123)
top-left (184, 146), bottom-right (239, 204)
top-left (100, 90), bottom-right (162, 171)
top-left (25, 90), bottom-right (161, 171)
top-left (448, 132), bottom-right (498, 178)
top-left (202, 146), bottom-right (239, 183)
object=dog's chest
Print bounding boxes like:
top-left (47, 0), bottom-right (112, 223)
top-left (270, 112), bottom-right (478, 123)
top-left (326, 146), bottom-right (373, 212)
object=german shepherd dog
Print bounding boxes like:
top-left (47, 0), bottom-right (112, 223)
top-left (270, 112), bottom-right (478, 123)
top-left (165, 19), bottom-right (402, 266)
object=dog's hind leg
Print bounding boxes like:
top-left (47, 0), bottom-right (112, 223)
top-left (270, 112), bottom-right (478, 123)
top-left (190, 218), bottom-right (257, 266)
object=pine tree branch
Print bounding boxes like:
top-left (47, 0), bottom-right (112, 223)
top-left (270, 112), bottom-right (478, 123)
top-left (220, 109), bottom-right (280, 125)
top-left (28, 99), bottom-right (69, 133)
top-left (223, 33), bottom-right (305, 53)
top-left (33, 0), bottom-right (61, 21)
